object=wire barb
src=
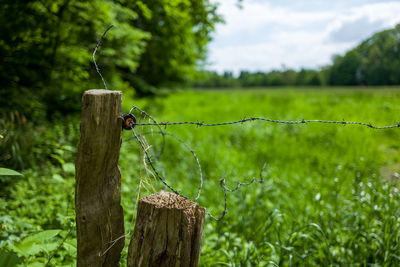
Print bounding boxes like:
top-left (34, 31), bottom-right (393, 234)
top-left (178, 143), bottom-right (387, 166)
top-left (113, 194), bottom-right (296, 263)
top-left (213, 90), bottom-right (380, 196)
top-left (207, 163), bottom-right (267, 221)
top-left (135, 118), bottom-right (400, 129)
top-left (93, 25), bottom-right (114, 90)
top-left (129, 105), bottom-right (167, 159)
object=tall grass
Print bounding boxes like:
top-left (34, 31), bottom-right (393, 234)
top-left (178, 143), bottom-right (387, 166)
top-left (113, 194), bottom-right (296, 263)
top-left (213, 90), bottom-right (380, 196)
top-left (121, 88), bottom-right (400, 265)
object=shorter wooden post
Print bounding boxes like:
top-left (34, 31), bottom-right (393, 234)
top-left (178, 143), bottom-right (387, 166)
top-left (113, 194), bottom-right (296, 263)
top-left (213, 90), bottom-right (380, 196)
top-left (127, 191), bottom-right (205, 267)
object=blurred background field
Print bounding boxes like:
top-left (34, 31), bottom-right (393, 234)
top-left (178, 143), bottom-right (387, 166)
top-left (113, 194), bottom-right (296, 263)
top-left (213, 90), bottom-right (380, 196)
top-left (2, 88), bottom-right (400, 266)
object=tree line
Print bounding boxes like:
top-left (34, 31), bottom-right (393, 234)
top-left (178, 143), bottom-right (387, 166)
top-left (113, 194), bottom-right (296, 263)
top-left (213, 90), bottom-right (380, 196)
top-left (193, 24), bottom-right (400, 88)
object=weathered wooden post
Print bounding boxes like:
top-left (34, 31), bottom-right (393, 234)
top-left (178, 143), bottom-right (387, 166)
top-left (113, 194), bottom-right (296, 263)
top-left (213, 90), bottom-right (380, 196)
top-left (75, 89), bottom-right (124, 267)
top-left (127, 190), bottom-right (205, 267)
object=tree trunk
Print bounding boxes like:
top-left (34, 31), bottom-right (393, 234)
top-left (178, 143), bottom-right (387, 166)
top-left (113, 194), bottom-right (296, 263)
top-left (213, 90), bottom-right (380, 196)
top-left (75, 89), bottom-right (124, 267)
top-left (127, 190), bottom-right (205, 267)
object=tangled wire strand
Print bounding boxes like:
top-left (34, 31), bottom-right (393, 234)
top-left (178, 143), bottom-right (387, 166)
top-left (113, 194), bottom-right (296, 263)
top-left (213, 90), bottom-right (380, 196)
top-left (138, 131), bottom-right (203, 201)
top-left (128, 106), bottom-right (270, 221)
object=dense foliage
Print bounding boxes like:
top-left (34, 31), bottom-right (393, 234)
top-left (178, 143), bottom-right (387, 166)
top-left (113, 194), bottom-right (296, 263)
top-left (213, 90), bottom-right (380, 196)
top-left (192, 24), bottom-right (400, 88)
top-left (0, 0), bottom-right (221, 119)
top-left (1, 89), bottom-right (400, 266)
top-left (131, 0), bottom-right (222, 93)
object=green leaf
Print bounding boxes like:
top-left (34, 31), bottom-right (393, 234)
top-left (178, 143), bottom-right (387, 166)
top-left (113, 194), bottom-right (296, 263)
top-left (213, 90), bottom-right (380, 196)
top-left (63, 240), bottom-right (76, 255)
top-left (13, 243), bottom-right (42, 257)
top-left (0, 249), bottom-right (22, 267)
top-left (23, 230), bottom-right (61, 243)
top-left (0, 168), bottom-right (23, 176)
top-left (41, 242), bottom-right (59, 253)
top-left (28, 261), bottom-right (45, 267)
top-left (12, 230), bottom-right (62, 256)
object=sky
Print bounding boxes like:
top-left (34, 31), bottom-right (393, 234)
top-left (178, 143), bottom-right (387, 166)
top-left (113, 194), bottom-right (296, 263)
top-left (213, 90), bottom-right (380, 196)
top-left (207, 0), bottom-right (400, 74)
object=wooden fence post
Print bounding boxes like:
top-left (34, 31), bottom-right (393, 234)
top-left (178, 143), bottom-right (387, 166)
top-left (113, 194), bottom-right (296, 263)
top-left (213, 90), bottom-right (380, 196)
top-left (75, 89), bottom-right (124, 267)
top-left (127, 190), bottom-right (205, 267)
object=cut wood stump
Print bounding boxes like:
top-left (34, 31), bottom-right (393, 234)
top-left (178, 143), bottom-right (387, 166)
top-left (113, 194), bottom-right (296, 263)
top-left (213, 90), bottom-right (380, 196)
top-left (75, 89), bottom-right (124, 267)
top-left (127, 190), bottom-right (206, 267)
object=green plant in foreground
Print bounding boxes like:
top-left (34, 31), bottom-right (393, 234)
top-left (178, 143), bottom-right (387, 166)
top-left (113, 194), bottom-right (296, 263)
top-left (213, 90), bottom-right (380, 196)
top-left (0, 229), bottom-right (76, 267)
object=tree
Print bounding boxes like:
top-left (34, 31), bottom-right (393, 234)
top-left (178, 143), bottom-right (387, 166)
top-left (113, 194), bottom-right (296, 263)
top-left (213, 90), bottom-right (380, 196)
top-left (327, 23), bottom-right (400, 86)
top-left (329, 50), bottom-right (362, 85)
top-left (127, 0), bottom-right (222, 94)
top-left (0, 0), bottom-right (149, 119)
top-left (359, 24), bottom-right (400, 85)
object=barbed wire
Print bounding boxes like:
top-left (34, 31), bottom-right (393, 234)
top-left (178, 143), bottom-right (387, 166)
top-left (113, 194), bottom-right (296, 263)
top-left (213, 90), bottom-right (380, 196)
top-left (93, 25), bottom-right (114, 90)
top-left (91, 25), bottom-right (399, 261)
top-left (135, 117), bottom-right (400, 129)
top-left (91, 25), bottom-right (399, 222)
top-left (138, 131), bottom-right (203, 201)
top-left (129, 105), bottom-right (167, 160)
top-left (208, 163), bottom-right (267, 221)
top-left (224, 163), bottom-right (267, 192)
top-left (128, 107), bottom-right (270, 221)
top-left (130, 126), bottom-right (188, 198)
top-left (127, 104), bottom-right (400, 221)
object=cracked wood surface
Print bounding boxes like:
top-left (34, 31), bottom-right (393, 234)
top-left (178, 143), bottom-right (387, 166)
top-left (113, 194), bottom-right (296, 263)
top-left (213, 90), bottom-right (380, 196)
top-left (127, 190), bottom-right (205, 267)
top-left (75, 90), bottom-right (125, 267)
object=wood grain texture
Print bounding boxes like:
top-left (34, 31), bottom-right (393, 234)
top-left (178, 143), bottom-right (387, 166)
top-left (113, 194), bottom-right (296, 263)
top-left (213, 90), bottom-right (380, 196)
top-left (127, 190), bottom-right (205, 267)
top-left (75, 89), bottom-right (124, 267)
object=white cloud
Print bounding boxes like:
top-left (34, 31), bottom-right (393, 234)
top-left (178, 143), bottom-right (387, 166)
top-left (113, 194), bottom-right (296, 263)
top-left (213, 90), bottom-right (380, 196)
top-left (215, 1), bottom-right (333, 37)
top-left (329, 17), bottom-right (384, 43)
top-left (208, 0), bottom-right (400, 74)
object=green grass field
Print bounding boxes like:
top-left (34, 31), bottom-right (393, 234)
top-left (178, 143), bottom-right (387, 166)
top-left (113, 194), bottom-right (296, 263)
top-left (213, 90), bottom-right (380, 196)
top-left (2, 88), bottom-right (400, 266)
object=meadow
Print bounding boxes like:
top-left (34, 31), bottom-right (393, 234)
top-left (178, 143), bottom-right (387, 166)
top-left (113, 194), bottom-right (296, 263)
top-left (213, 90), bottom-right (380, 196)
top-left (2, 88), bottom-right (400, 266)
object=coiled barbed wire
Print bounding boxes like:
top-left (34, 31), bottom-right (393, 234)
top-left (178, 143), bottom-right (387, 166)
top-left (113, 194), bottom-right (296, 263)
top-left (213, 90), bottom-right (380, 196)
top-left (130, 126), bottom-right (188, 199)
top-left (128, 106), bottom-right (270, 221)
top-left (138, 131), bottom-right (203, 201)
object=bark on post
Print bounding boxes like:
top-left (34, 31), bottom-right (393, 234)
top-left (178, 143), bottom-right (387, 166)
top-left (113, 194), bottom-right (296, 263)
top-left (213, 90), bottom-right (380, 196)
top-left (75, 89), bottom-right (124, 267)
top-left (127, 190), bottom-right (205, 267)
